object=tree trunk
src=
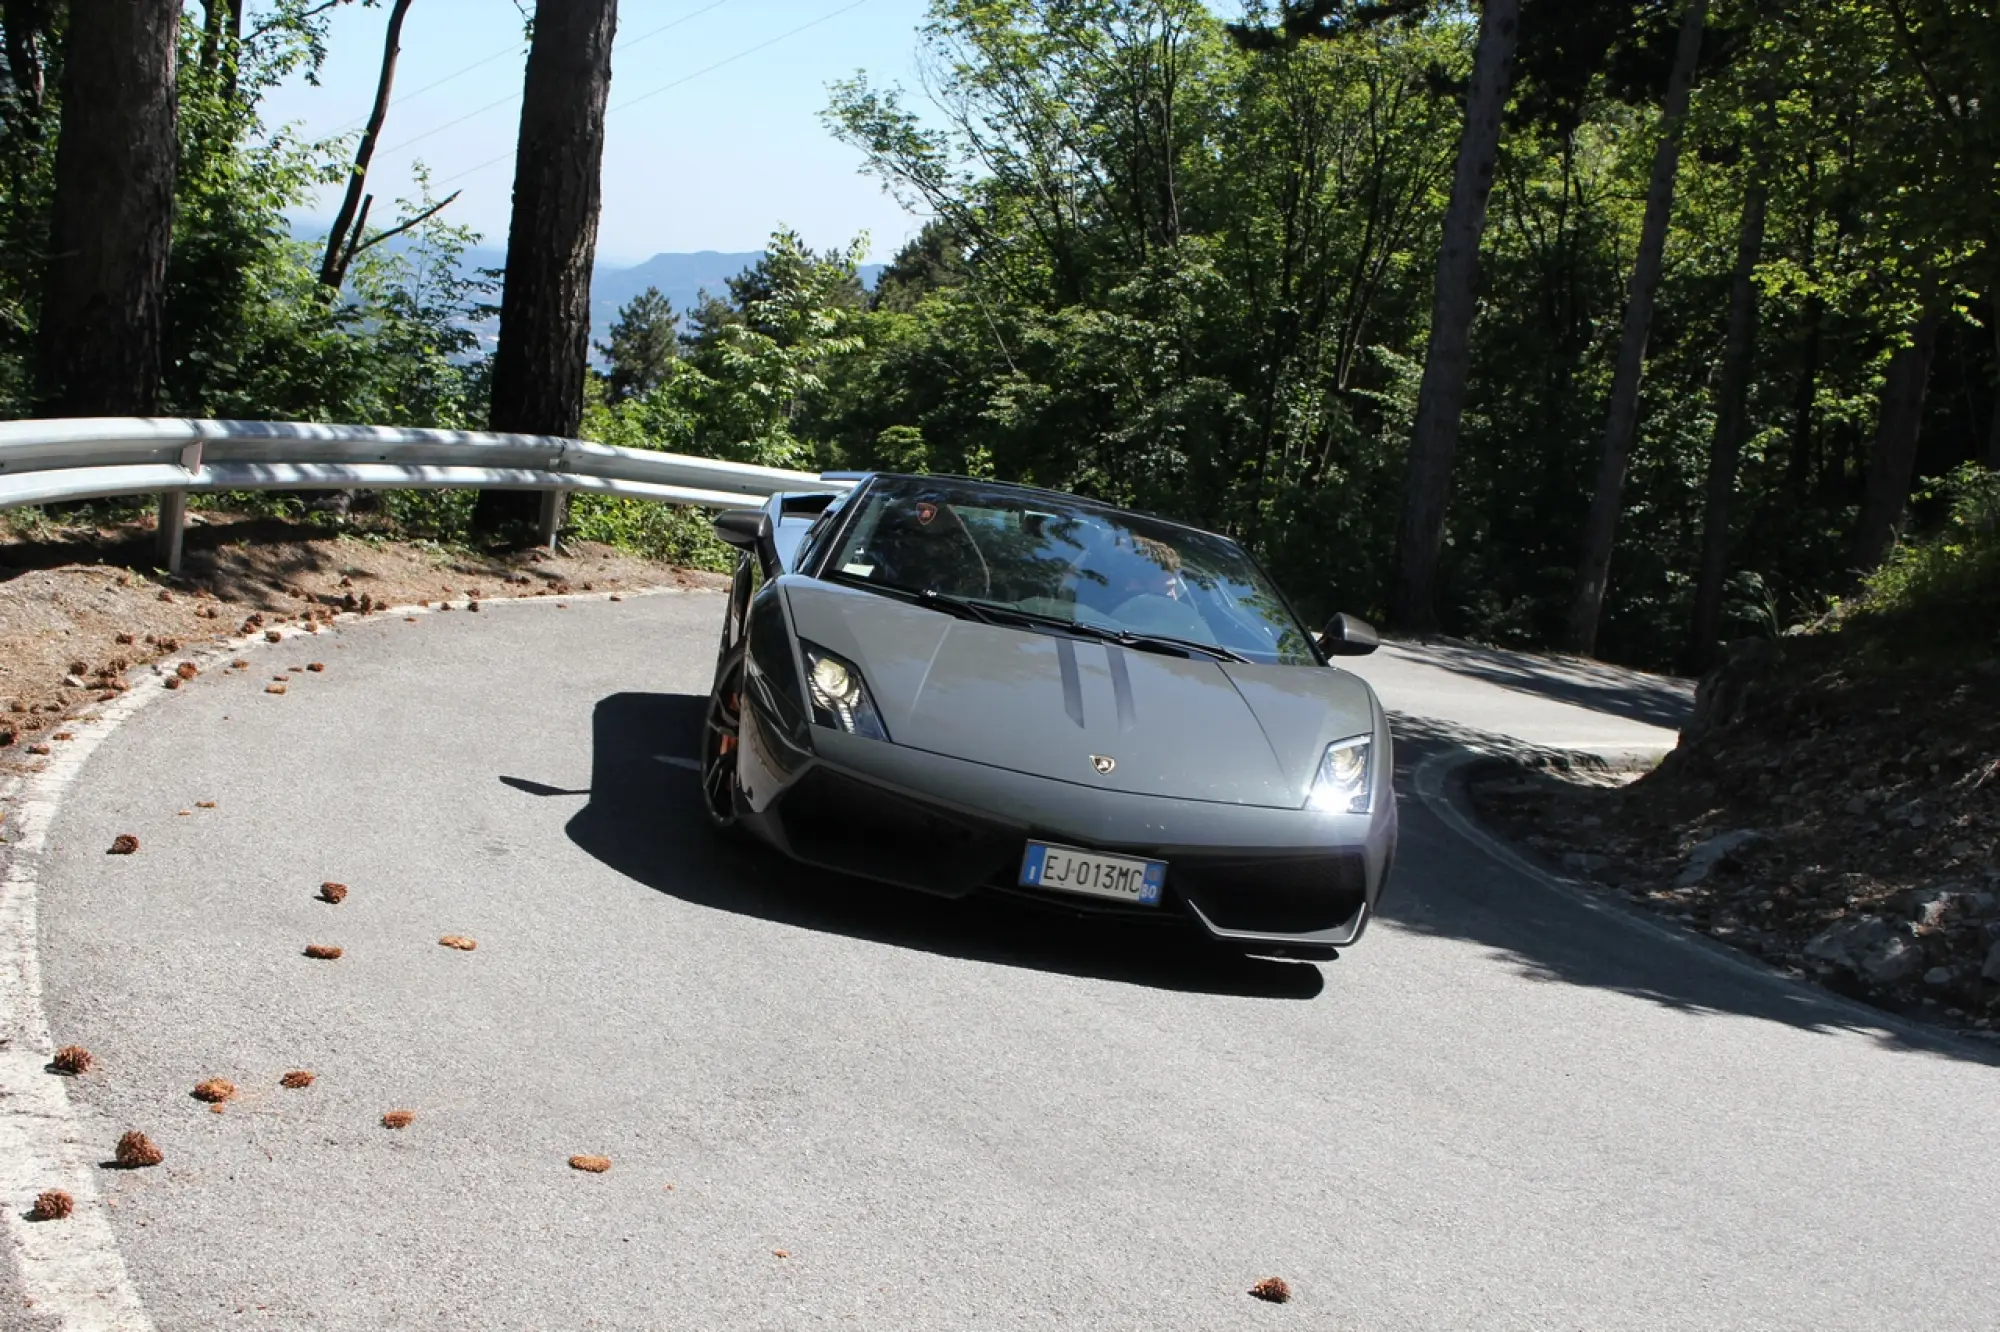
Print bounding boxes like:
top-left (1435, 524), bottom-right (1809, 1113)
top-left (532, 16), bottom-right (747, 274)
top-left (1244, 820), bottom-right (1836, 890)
top-left (4, 0), bottom-right (55, 114)
top-left (34, 0), bottom-right (178, 417)
top-left (1385, 0), bottom-right (1521, 635)
top-left (471, 0), bottom-right (619, 538)
top-left (223, 0), bottom-right (243, 103)
top-left (1987, 286), bottom-right (2000, 469)
top-left (1687, 122), bottom-right (1771, 672)
top-left (320, 0), bottom-right (416, 290)
top-left (1848, 304), bottom-right (1945, 579)
top-left (1564, 0), bottom-right (1707, 656)
top-left (199, 0), bottom-right (228, 76)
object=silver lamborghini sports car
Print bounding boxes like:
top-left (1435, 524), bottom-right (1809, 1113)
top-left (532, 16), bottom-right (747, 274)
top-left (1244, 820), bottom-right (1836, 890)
top-left (700, 473), bottom-right (1397, 959)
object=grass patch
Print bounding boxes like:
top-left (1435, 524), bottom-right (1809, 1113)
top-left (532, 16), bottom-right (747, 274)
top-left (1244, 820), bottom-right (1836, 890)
top-left (1825, 465), bottom-right (2000, 670)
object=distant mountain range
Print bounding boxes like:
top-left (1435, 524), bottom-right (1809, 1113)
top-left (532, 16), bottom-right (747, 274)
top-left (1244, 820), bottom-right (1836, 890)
top-left (293, 223), bottom-right (884, 356)
top-left (421, 243), bottom-right (884, 354)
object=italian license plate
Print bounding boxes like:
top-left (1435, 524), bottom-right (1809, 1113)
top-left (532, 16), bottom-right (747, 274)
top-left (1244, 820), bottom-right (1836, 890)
top-left (1018, 841), bottom-right (1165, 906)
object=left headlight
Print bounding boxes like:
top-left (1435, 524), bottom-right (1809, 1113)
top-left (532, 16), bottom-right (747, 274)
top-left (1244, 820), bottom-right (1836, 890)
top-left (1307, 735), bottom-right (1373, 814)
top-left (801, 641), bottom-right (890, 741)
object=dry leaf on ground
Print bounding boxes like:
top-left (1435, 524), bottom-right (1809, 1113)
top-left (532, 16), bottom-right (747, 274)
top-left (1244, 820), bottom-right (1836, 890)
top-left (1248, 1277), bottom-right (1291, 1304)
top-left (28, 1190), bottom-right (73, 1221)
top-left (303, 943), bottom-right (342, 960)
top-left (568, 1155), bottom-right (611, 1173)
top-left (114, 1131), bottom-right (162, 1168)
top-left (319, 882), bottom-right (348, 904)
top-left (381, 1109), bottom-right (414, 1129)
top-left (279, 1070), bottom-right (315, 1089)
top-left (108, 834), bottom-right (139, 855)
top-left (438, 935), bottom-right (477, 951)
top-left (191, 1078), bottom-right (235, 1103)
top-left (51, 1045), bottom-right (92, 1075)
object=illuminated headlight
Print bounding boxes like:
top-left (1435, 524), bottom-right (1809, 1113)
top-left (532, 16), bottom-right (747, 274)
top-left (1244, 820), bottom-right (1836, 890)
top-left (1307, 736), bottom-right (1373, 814)
top-left (801, 642), bottom-right (889, 741)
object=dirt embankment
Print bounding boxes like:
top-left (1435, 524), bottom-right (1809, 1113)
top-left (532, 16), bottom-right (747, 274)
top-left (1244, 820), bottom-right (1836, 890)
top-left (1468, 637), bottom-right (2000, 1033)
top-left (0, 513), bottom-right (723, 775)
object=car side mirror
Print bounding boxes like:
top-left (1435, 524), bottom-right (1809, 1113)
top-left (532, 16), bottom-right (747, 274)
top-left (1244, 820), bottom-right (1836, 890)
top-left (713, 507), bottom-right (781, 576)
top-left (1318, 612), bottom-right (1379, 657)
top-left (712, 509), bottom-right (767, 551)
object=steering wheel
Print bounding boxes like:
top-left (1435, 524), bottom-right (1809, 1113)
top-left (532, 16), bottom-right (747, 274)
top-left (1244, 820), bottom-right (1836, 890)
top-left (939, 504), bottom-right (993, 598)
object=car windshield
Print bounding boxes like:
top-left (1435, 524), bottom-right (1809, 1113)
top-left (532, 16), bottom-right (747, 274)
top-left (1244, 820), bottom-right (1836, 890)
top-left (818, 478), bottom-right (1317, 666)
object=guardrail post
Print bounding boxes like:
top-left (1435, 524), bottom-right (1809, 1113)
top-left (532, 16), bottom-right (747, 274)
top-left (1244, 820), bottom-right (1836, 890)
top-left (156, 491), bottom-right (187, 573)
top-left (155, 440), bottom-right (201, 574)
top-left (536, 488), bottom-right (564, 550)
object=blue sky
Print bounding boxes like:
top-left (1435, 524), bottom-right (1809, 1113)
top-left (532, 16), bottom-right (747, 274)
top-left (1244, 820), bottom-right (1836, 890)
top-left (261, 0), bottom-right (938, 268)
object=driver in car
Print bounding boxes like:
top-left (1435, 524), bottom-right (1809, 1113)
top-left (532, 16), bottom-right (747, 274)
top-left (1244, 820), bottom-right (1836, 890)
top-left (865, 497), bottom-right (986, 595)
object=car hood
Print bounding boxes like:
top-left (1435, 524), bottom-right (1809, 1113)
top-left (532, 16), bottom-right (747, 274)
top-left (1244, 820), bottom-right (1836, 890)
top-left (781, 578), bottom-right (1381, 808)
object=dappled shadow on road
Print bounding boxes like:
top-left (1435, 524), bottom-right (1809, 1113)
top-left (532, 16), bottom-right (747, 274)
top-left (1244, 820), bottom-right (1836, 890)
top-left (547, 690), bottom-right (1324, 1000)
top-left (1391, 638), bottom-right (1696, 731)
top-left (1383, 712), bottom-right (2000, 1067)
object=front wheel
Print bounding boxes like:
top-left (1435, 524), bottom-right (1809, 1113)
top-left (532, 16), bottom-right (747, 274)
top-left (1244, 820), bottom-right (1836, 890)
top-left (701, 643), bottom-right (749, 840)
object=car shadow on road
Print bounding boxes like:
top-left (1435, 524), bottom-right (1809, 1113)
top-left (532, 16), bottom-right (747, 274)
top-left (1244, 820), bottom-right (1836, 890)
top-left (1383, 713), bottom-right (2000, 1066)
top-left (548, 691), bottom-right (1326, 1001)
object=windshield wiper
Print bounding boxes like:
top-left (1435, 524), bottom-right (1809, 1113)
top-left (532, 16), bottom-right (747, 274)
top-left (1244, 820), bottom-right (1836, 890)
top-left (915, 588), bottom-right (1010, 625)
top-left (936, 594), bottom-right (1253, 664)
top-left (1095, 629), bottom-right (1253, 664)
top-left (884, 587), bottom-right (1254, 664)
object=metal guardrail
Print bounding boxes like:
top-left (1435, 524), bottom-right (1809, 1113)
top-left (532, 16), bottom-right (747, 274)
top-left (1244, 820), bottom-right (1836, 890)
top-left (0, 418), bottom-right (853, 571)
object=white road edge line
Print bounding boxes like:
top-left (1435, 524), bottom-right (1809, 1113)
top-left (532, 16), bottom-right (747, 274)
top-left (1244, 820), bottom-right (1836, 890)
top-left (1411, 747), bottom-right (2000, 1052)
top-left (0, 580), bottom-right (713, 1329)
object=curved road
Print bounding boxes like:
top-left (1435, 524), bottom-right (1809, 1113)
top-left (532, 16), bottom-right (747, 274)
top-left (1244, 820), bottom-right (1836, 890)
top-left (16, 591), bottom-right (2000, 1330)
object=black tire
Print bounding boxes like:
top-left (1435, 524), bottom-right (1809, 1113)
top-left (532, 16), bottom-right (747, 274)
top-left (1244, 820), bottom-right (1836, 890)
top-left (714, 555), bottom-right (752, 684)
top-left (701, 641), bottom-right (749, 841)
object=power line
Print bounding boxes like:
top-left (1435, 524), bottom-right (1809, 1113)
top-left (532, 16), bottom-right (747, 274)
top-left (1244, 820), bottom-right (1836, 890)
top-left (377, 89), bottom-right (518, 157)
top-left (363, 0), bottom-right (738, 153)
top-left (617, 0), bottom-right (740, 58)
top-left (609, 0), bottom-right (871, 115)
top-left (343, 42), bottom-right (517, 130)
top-left (430, 0), bottom-right (874, 188)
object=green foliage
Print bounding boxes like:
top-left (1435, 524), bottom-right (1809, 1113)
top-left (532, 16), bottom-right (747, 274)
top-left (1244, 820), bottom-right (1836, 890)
top-left (378, 488), bottom-right (480, 542)
top-left (597, 286), bottom-right (679, 403)
top-left (819, 0), bottom-right (1467, 623)
top-left (639, 228), bottom-right (871, 469)
top-left (1850, 465), bottom-right (2000, 633)
top-left (802, 0), bottom-right (2000, 667)
top-left (562, 495), bottom-right (734, 571)
top-left (7, 0), bottom-right (2000, 635)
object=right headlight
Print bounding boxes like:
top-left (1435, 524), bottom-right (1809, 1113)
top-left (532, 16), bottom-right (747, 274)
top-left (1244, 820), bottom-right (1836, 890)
top-left (801, 641), bottom-right (889, 741)
top-left (1307, 735), bottom-right (1373, 814)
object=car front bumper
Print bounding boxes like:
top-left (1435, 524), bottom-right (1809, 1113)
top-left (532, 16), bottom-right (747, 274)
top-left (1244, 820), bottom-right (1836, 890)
top-left (731, 706), bottom-right (1397, 953)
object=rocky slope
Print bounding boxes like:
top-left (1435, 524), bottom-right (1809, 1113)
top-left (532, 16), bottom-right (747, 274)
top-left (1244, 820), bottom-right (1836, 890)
top-left (1469, 636), bottom-right (2000, 1032)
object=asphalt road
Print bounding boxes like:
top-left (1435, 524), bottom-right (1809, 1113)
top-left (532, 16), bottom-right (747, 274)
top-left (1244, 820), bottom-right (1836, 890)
top-left (26, 591), bottom-right (2000, 1330)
